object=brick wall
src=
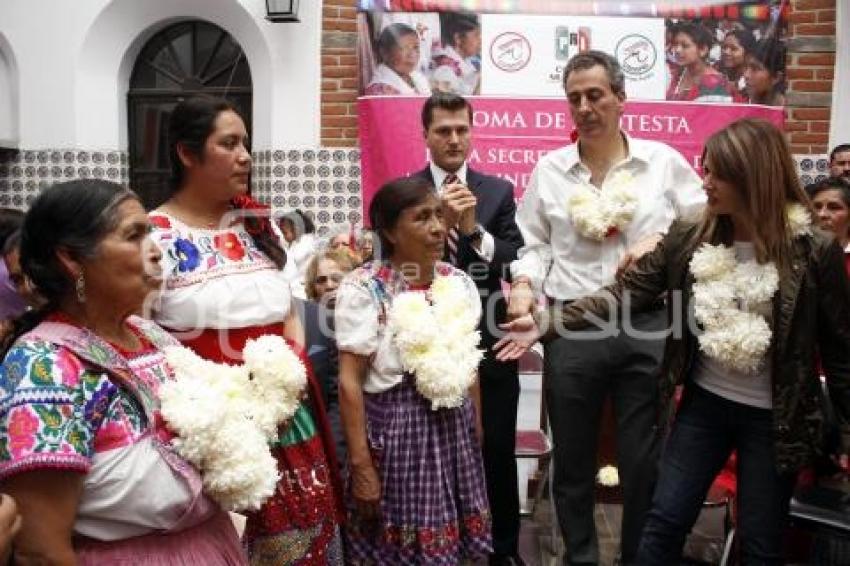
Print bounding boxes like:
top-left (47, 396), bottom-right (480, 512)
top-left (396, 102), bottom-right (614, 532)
top-left (321, 0), bottom-right (359, 146)
top-left (321, 1), bottom-right (839, 153)
top-left (784, 0), bottom-right (835, 154)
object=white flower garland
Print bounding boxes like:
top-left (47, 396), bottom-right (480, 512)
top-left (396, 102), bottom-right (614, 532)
top-left (690, 203), bottom-right (811, 374)
top-left (388, 275), bottom-right (483, 409)
top-left (160, 335), bottom-right (307, 511)
top-left (569, 170), bottom-right (638, 241)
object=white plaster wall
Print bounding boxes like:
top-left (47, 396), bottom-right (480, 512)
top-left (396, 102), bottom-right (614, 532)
top-left (0, 0), bottom-right (322, 149)
top-left (830, 0), bottom-right (849, 149)
top-left (0, 31), bottom-right (19, 147)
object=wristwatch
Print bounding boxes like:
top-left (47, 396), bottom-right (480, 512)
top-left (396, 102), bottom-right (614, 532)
top-left (462, 224), bottom-right (485, 242)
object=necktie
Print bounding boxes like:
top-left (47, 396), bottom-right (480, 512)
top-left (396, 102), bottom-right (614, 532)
top-left (443, 174), bottom-right (460, 265)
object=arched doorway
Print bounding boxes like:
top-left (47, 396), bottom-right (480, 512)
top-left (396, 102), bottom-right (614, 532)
top-left (128, 21), bottom-right (252, 209)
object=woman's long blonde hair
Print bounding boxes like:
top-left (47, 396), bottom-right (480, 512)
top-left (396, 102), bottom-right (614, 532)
top-left (695, 118), bottom-right (811, 272)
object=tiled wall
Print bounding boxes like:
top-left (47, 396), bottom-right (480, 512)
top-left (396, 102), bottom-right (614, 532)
top-left (794, 154), bottom-right (833, 187)
top-left (0, 149), bottom-right (129, 209)
top-left (0, 149), bottom-right (834, 234)
top-left (0, 147), bottom-right (363, 237)
top-left (251, 147), bottom-right (363, 236)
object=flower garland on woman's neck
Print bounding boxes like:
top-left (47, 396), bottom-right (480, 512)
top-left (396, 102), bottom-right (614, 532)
top-left (569, 170), bottom-right (638, 240)
top-left (689, 203), bottom-right (812, 374)
top-left (388, 274), bottom-right (483, 409)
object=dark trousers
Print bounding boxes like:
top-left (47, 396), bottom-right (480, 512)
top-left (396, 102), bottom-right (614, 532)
top-left (480, 353), bottom-right (522, 556)
top-left (636, 383), bottom-right (796, 565)
top-left (544, 310), bottom-right (666, 565)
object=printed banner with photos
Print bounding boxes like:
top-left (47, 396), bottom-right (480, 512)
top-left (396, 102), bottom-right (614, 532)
top-left (359, 96), bottom-right (784, 205)
top-left (357, 1), bottom-right (789, 214)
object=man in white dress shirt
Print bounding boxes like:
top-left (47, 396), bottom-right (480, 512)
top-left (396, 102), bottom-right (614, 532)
top-left (507, 51), bottom-right (704, 565)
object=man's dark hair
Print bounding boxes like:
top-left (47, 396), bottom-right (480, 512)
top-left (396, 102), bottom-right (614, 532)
top-left (421, 92), bottom-right (473, 130)
top-left (561, 50), bottom-right (625, 97)
top-left (830, 143), bottom-right (850, 163)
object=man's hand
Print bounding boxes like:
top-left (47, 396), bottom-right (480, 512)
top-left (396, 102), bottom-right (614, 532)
top-left (493, 314), bottom-right (542, 361)
top-left (507, 279), bottom-right (535, 321)
top-left (616, 233), bottom-right (663, 279)
top-left (442, 182), bottom-right (477, 233)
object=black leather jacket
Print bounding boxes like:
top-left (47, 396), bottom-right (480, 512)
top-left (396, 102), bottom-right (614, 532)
top-left (537, 221), bottom-right (850, 473)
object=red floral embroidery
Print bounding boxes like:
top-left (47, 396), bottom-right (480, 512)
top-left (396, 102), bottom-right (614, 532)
top-left (7, 407), bottom-right (39, 458)
top-left (605, 226), bottom-right (619, 238)
top-left (213, 232), bottom-right (246, 261)
top-left (149, 214), bottom-right (171, 229)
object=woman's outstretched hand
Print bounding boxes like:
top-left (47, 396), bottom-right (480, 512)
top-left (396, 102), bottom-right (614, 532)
top-left (493, 314), bottom-right (542, 361)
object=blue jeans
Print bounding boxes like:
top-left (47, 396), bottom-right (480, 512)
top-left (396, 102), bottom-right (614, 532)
top-left (636, 384), bottom-right (796, 565)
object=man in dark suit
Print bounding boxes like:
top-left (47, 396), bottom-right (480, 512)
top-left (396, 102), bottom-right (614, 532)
top-left (410, 93), bottom-right (525, 565)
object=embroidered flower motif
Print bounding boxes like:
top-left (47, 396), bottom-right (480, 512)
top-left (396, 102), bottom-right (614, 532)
top-left (569, 171), bottom-right (638, 241)
top-left (388, 275), bottom-right (483, 409)
top-left (149, 215), bottom-right (172, 229)
top-left (7, 407), bottom-right (39, 458)
top-left (213, 232), bottom-right (246, 261)
top-left (55, 350), bottom-right (83, 388)
top-left (83, 382), bottom-right (116, 426)
top-left (173, 238), bottom-right (201, 272)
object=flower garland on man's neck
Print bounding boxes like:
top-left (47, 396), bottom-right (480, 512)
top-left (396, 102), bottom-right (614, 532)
top-left (689, 203), bottom-right (812, 374)
top-left (388, 274), bottom-right (483, 409)
top-left (569, 170), bottom-right (638, 241)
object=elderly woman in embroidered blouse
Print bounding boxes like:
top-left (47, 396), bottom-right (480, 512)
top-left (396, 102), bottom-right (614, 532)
top-left (335, 177), bottom-right (492, 564)
top-left (0, 179), bottom-right (247, 564)
top-left (497, 118), bottom-right (850, 564)
top-left (365, 23), bottom-right (432, 97)
top-left (149, 95), bottom-right (343, 565)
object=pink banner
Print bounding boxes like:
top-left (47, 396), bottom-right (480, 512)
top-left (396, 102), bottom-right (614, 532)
top-left (358, 96), bottom-right (783, 217)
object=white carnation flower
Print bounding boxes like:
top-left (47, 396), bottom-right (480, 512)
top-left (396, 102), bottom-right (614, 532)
top-left (596, 465), bottom-right (620, 486)
top-left (786, 203), bottom-right (812, 237)
top-left (689, 244), bottom-right (737, 281)
top-left (388, 276), bottom-right (483, 409)
top-left (162, 336), bottom-right (306, 512)
top-left (734, 261), bottom-right (779, 305)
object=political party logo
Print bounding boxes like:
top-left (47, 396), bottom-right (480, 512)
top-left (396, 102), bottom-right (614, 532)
top-left (490, 32), bottom-right (532, 72)
top-left (615, 34), bottom-right (656, 77)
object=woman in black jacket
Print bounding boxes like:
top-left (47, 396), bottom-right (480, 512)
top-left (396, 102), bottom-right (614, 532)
top-left (497, 118), bottom-right (850, 564)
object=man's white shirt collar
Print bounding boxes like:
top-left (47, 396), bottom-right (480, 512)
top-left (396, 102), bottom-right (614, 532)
top-left (561, 131), bottom-right (651, 174)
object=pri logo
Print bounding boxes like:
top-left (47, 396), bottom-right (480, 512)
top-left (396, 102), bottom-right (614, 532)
top-left (490, 32), bottom-right (532, 72)
top-left (615, 34), bottom-right (656, 77)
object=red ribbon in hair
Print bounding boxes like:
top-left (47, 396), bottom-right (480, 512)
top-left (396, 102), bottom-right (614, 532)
top-left (569, 128), bottom-right (579, 143)
top-left (230, 195), bottom-right (274, 240)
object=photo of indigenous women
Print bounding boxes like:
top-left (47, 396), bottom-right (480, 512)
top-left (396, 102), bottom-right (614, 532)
top-left (358, 11), bottom-right (481, 97)
top-left (664, 7), bottom-right (787, 106)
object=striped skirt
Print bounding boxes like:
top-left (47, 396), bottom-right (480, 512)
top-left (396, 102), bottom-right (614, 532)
top-left (345, 376), bottom-right (492, 565)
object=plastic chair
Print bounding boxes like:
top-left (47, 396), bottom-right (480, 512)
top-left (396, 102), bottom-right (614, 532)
top-left (515, 345), bottom-right (553, 517)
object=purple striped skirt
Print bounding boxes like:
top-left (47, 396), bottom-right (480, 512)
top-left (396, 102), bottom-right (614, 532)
top-left (345, 376), bottom-right (492, 565)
